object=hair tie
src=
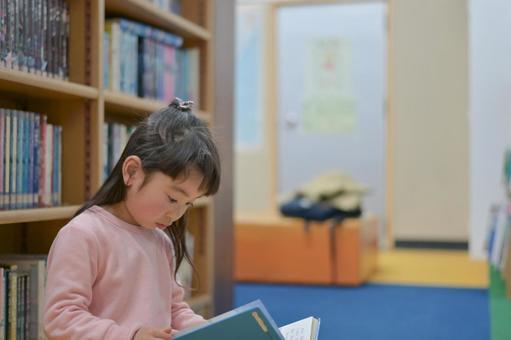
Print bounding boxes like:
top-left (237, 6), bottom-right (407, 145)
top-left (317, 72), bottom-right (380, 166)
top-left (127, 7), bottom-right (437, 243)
top-left (170, 98), bottom-right (194, 111)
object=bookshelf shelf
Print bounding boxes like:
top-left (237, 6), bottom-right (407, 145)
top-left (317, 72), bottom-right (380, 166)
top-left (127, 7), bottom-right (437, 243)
top-left (0, 205), bottom-right (80, 225)
top-left (104, 90), bottom-right (164, 116)
top-left (104, 0), bottom-right (210, 40)
top-left (104, 91), bottom-right (211, 122)
top-left (0, 68), bottom-right (98, 100)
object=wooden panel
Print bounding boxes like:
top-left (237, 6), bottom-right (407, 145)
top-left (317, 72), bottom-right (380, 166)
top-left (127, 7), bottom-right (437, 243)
top-left (182, 0), bottom-right (208, 28)
top-left (26, 220), bottom-right (69, 254)
top-left (0, 224), bottom-right (23, 254)
top-left (68, 0), bottom-right (87, 85)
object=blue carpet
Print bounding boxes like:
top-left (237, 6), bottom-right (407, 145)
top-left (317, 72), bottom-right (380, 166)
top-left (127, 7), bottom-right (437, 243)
top-left (235, 283), bottom-right (489, 340)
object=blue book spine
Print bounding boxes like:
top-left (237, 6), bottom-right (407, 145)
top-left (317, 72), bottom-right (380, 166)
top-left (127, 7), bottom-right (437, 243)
top-left (27, 112), bottom-right (34, 208)
top-left (17, 111), bottom-right (24, 209)
top-left (10, 110), bottom-right (17, 209)
top-left (4, 110), bottom-right (10, 210)
top-left (130, 32), bottom-right (137, 95)
top-left (103, 31), bottom-right (110, 89)
top-left (23, 111), bottom-right (29, 208)
top-left (137, 35), bottom-right (145, 97)
top-left (22, 111), bottom-right (28, 208)
top-left (53, 126), bottom-right (58, 205)
top-left (33, 114), bottom-right (40, 207)
top-left (158, 43), bottom-right (164, 101)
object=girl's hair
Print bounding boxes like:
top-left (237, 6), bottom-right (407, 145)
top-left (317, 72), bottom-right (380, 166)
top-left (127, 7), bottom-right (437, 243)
top-left (75, 98), bottom-right (221, 276)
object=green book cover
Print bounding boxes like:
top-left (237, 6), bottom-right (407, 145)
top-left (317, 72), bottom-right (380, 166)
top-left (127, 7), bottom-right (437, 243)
top-left (174, 300), bottom-right (284, 340)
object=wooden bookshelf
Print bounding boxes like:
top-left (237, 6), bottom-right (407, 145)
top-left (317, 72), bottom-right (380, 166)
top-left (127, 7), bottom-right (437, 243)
top-left (0, 0), bottom-right (231, 333)
top-left (0, 206), bottom-right (81, 225)
top-left (104, 0), bottom-right (210, 40)
top-left (0, 68), bottom-right (98, 100)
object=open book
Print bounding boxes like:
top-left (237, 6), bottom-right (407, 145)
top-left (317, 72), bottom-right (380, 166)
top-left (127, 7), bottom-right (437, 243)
top-left (174, 300), bottom-right (320, 340)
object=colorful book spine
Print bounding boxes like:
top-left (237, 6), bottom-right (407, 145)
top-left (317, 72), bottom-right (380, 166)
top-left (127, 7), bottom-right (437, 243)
top-left (10, 111), bottom-right (17, 210)
top-left (0, 110), bottom-right (4, 210)
top-left (44, 124), bottom-right (52, 207)
top-left (4, 110), bottom-right (10, 211)
top-left (38, 114), bottom-right (46, 207)
top-left (33, 114), bottom-right (39, 208)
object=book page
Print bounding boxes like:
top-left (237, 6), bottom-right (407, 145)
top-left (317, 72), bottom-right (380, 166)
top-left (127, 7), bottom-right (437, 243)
top-left (279, 317), bottom-right (315, 340)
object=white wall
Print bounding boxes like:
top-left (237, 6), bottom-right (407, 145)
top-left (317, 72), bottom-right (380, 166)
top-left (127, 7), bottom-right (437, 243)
top-left (469, 0), bottom-right (511, 258)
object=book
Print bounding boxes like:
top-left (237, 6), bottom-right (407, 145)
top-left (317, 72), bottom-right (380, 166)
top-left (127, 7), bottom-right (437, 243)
top-left (0, 255), bottom-right (47, 340)
top-left (174, 300), bottom-right (320, 340)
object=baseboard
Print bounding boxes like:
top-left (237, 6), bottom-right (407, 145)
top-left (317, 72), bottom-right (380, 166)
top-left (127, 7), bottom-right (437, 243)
top-left (395, 240), bottom-right (468, 250)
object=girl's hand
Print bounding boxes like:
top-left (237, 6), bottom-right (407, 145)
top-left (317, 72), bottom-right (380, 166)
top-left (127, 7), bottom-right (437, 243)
top-left (133, 327), bottom-right (172, 340)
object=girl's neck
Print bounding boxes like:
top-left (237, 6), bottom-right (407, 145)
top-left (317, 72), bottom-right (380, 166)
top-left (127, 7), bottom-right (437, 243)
top-left (102, 202), bottom-right (139, 226)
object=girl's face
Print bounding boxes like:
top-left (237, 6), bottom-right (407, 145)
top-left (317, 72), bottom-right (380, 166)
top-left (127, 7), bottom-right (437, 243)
top-left (124, 166), bottom-right (204, 230)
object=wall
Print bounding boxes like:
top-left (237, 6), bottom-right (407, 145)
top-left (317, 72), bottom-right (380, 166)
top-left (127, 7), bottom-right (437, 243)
top-left (234, 3), bottom-right (275, 217)
top-left (390, 0), bottom-right (469, 241)
top-left (468, 0), bottom-right (511, 258)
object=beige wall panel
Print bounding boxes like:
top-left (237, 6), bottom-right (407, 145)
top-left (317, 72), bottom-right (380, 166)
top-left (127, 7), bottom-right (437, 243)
top-left (391, 0), bottom-right (469, 241)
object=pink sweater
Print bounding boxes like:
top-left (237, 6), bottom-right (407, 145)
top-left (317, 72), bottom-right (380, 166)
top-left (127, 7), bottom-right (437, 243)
top-left (43, 205), bottom-right (204, 339)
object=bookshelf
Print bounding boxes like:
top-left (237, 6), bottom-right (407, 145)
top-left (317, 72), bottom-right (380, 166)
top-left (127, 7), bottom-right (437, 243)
top-left (0, 0), bottom-right (227, 331)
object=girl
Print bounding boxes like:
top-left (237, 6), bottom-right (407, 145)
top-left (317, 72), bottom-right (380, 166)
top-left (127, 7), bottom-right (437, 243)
top-left (43, 99), bottom-right (221, 340)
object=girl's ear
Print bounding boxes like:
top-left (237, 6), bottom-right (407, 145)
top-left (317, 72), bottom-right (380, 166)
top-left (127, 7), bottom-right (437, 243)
top-left (122, 156), bottom-right (143, 186)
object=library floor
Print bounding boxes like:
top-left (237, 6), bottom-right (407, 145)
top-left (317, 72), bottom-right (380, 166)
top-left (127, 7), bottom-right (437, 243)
top-left (235, 249), bottom-right (490, 340)
top-left (370, 249), bottom-right (488, 288)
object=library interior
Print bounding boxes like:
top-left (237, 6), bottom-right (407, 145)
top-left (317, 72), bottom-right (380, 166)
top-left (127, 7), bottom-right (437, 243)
top-left (0, 0), bottom-right (509, 339)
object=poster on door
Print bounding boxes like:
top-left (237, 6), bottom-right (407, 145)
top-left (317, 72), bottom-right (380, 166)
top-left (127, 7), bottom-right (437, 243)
top-left (301, 37), bottom-right (357, 133)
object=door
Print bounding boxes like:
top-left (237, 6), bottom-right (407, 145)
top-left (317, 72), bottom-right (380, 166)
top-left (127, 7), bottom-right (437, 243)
top-left (276, 2), bottom-right (387, 237)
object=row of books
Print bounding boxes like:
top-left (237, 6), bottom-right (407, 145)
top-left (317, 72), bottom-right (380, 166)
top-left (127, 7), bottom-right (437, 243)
top-left (0, 255), bottom-right (47, 340)
top-left (486, 149), bottom-right (511, 297)
top-left (102, 122), bottom-right (136, 182)
top-left (0, 109), bottom-right (62, 211)
top-left (147, 0), bottom-right (182, 15)
top-left (0, 0), bottom-right (69, 79)
top-left (103, 18), bottom-right (200, 104)
top-left (487, 202), bottom-right (511, 298)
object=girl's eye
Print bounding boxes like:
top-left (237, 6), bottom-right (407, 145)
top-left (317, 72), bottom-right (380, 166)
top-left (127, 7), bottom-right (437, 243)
top-left (168, 196), bottom-right (178, 204)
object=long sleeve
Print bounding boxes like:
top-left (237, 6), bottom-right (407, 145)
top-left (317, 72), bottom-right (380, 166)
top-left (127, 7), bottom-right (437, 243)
top-left (43, 226), bottom-right (138, 340)
top-left (170, 278), bottom-right (205, 331)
